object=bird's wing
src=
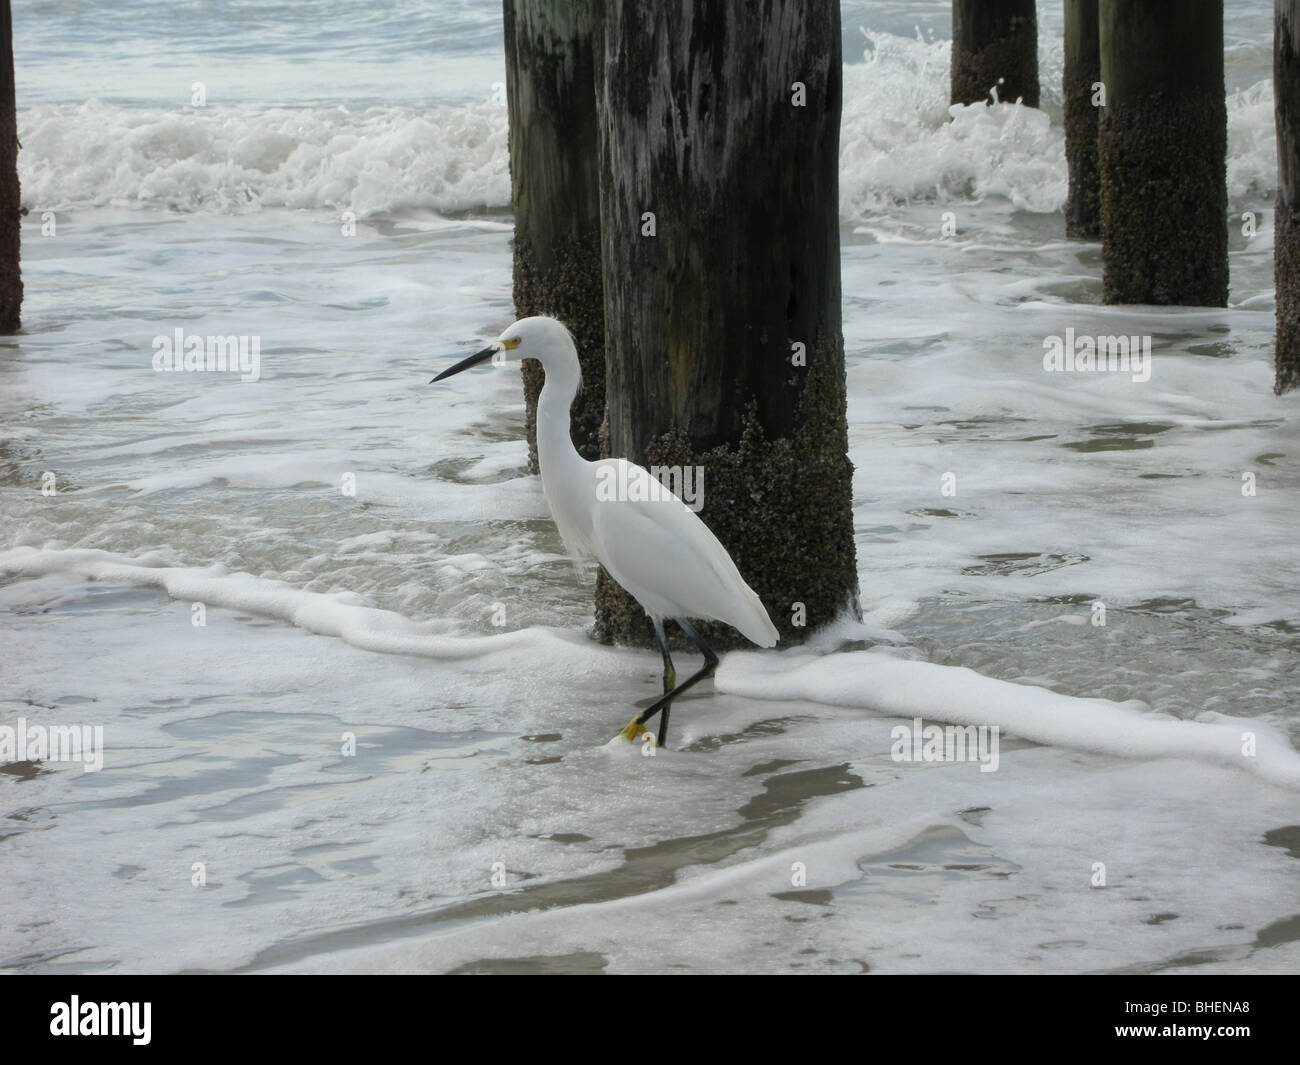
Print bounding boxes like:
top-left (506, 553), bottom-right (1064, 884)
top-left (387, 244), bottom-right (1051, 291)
top-left (588, 461), bottom-right (778, 646)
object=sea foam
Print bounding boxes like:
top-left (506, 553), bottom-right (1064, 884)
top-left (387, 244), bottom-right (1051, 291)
top-left (17, 32), bottom-right (1280, 221)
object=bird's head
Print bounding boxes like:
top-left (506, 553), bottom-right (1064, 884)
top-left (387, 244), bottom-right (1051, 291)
top-left (430, 316), bottom-right (576, 383)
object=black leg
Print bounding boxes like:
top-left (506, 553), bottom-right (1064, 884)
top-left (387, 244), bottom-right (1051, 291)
top-left (653, 619), bottom-right (677, 748)
top-left (637, 617), bottom-right (718, 747)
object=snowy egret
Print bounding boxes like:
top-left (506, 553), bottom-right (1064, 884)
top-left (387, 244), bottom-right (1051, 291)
top-left (432, 316), bottom-right (779, 748)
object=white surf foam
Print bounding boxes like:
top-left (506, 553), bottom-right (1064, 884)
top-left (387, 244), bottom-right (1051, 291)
top-left (17, 33), bottom-right (1279, 221)
top-left (0, 545), bottom-right (575, 662)
top-left (716, 644), bottom-right (1300, 790)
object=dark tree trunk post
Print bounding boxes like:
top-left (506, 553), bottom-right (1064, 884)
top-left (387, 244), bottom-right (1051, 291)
top-left (0, 0), bottom-right (20, 334)
top-left (502, 1), bottom-right (604, 469)
top-left (951, 0), bottom-right (1039, 108)
top-left (1064, 0), bottom-right (1101, 239)
top-left (1098, 1), bottom-right (1227, 306)
top-left (1275, 0), bottom-right (1300, 393)
top-left (593, 0), bottom-right (859, 649)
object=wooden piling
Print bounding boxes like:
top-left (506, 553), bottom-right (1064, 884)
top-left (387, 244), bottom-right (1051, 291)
top-left (1064, 0), bottom-right (1101, 239)
top-left (592, 0), bottom-right (859, 648)
top-left (502, 1), bottom-right (604, 468)
top-left (951, 0), bottom-right (1040, 108)
top-left (1275, 0), bottom-right (1300, 392)
top-left (1098, 0), bottom-right (1227, 306)
top-left (0, 0), bottom-right (21, 334)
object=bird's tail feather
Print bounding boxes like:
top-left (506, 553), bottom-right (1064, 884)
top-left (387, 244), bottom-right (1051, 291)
top-left (732, 584), bottom-right (779, 648)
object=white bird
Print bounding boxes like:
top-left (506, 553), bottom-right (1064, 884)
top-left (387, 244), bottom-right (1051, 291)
top-left (432, 316), bottom-right (778, 748)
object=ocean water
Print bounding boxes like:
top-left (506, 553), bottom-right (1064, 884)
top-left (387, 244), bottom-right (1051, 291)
top-left (2, 1), bottom-right (1299, 975)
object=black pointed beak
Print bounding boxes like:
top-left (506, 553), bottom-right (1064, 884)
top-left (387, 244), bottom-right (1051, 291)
top-left (430, 345), bottom-right (496, 383)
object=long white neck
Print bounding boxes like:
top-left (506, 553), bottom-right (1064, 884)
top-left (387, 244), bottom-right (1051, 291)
top-left (534, 342), bottom-right (585, 481)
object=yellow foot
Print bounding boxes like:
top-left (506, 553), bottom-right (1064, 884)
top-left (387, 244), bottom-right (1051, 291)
top-left (616, 718), bottom-right (655, 747)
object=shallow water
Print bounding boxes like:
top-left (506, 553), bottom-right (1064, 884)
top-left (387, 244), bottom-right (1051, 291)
top-left (2, 1), bottom-right (1299, 974)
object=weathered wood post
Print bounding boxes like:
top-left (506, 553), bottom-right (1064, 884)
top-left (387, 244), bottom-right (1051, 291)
top-left (593, 0), bottom-right (859, 648)
top-left (0, 0), bottom-right (20, 334)
top-left (1098, 1), bottom-right (1227, 306)
top-left (951, 0), bottom-right (1040, 108)
top-left (502, 1), bottom-right (604, 468)
top-left (1064, 0), bottom-right (1101, 239)
top-left (1275, 0), bottom-right (1300, 393)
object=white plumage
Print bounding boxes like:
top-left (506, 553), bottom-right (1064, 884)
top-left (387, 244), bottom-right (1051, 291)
top-left (433, 315), bottom-right (778, 745)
